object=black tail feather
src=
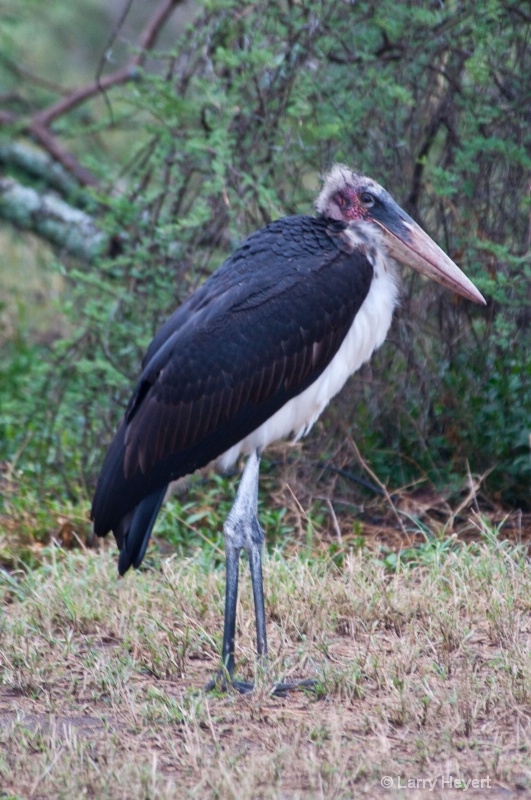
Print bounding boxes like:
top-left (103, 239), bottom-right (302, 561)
top-left (117, 486), bottom-right (167, 575)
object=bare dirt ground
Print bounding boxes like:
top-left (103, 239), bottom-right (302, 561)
top-left (0, 515), bottom-right (529, 799)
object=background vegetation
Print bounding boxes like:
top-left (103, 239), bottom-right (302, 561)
top-left (1, 0), bottom-right (529, 526)
top-left (0, 2), bottom-right (529, 797)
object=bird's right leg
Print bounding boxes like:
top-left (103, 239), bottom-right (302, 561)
top-left (219, 536), bottom-right (251, 690)
top-left (205, 451), bottom-right (262, 693)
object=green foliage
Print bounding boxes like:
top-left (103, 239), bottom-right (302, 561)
top-left (0, 0), bottom-right (529, 517)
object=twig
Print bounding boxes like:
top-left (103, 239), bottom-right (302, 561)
top-left (0, 51), bottom-right (73, 94)
top-left (30, 121), bottom-right (100, 187)
top-left (446, 461), bottom-right (492, 531)
top-left (34, 0), bottom-right (182, 128)
top-left (326, 498), bottom-right (342, 545)
top-left (344, 431), bottom-right (408, 536)
top-left (0, 0), bottom-right (183, 187)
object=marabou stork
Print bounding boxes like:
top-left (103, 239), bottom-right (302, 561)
top-left (91, 164), bottom-right (485, 693)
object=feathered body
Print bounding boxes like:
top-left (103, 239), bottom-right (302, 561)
top-left (91, 165), bottom-right (483, 578)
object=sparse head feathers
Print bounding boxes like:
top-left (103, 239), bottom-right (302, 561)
top-left (315, 164), bottom-right (384, 222)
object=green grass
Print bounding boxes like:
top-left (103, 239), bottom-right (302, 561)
top-left (0, 517), bottom-right (529, 799)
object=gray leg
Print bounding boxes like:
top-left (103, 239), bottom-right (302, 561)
top-left (206, 450), bottom-right (315, 695)
top-left (248, 535), bottom-right (267, 662)
top-left (219, 542), bottom-right (240, 680)
top-left (207, 450), bottom-right (266, 692)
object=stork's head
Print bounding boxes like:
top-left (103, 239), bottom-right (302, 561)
top-left (316, 164), bottom-right (485, 305)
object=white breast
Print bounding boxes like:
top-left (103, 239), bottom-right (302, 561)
top-left (218, 241), bottom-right (399, 471)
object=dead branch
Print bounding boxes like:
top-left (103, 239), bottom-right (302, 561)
top-left (0, 141), bottom-right (82, 198)
top-left (0, 176), bottom-right (108, 261)
top-left (0, 0), bottom-right (183, 188)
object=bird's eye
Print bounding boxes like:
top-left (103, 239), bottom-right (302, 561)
top-left (360, 192), bottom-right (375, 207)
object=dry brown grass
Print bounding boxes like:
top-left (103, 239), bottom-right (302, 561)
top-left (0, 520), bottom-right (530, 799)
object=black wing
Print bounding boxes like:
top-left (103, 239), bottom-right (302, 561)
top-left (91, 215), bottom-right (373, 566)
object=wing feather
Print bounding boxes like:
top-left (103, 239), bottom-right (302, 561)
top-left (92, 215), bottom-right (374, 537)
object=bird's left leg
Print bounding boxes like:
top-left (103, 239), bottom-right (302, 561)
top-left (206, 449), bottom-right (265, 693)
top-left (241, 451), bottom-right (316, 696)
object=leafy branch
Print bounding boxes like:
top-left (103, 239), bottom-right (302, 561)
top-left (0, 0), bottom-right (183, 188)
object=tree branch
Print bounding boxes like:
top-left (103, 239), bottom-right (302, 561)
top-left (1, 0), bottom-right (184, 187)
top-left (406, 53), bottom-right (467, 215)
top-left (0, 176), bottom-right (109, 261)
top-left (0, 141), bottom-right (83, 199)
top-left (31, 122), bottom-right (102, 187)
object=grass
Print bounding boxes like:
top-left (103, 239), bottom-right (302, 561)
top-left (0, 513), bottom-right (529, 799)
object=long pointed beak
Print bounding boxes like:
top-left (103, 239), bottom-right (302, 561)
top-left (379, 218), bottom-right (486, 305)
